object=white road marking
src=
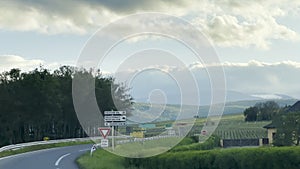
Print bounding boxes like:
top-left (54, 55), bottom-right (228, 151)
top-left (55, 153), bottom-right (71, 166)
top-left (79, 149), bottom-right (90, 152)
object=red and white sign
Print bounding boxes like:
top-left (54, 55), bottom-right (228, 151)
top-left (98, 128), bottom-right (111, 139)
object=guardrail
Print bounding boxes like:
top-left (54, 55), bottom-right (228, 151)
top-left (0, 137), bottom-right (93, 152)
top-left (0, 135), bottom-right (133, 152)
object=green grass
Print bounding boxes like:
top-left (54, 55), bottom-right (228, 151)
top-left (76, 137), bottom-right (199, 169)
top-left (77, 149), bottom-right (126, 169)
top-left (102, 137), bottom-right (182, 158)
top-left (0, 140), bottom-right (93, 158)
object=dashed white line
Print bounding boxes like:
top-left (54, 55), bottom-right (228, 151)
top-left (55, 153), bottom-right (71, 166)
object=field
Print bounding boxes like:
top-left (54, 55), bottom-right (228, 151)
top-left (119, 114), bottom-right (270, 141)
top-left (77, 113), bottom-right (297, 169)
top-left (212, 114), bottom-right (269, 139)
top-left (187, 114), bottom-right (269, 139)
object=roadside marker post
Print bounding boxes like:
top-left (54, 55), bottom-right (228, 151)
top-left (90, 144), bottom-right (96, 156)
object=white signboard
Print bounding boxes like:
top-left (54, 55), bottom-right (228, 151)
top-left (104, 111), bottom-right (126, 115)
top-left (104, 122), bottom-right (126, 126)
top-left (104, 115), bottom-right (126, 122)
top-left (101, 139), bottom-right (109, 148)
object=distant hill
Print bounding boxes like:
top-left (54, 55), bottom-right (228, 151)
top-left (134, 90), bottom-right (295, 106)
top-left (131, 99), bottom-right (298, 122)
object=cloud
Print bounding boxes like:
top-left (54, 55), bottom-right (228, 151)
top-left (113, 60), bottom-right (300, 102)
top-left (192, 0), bottom-right (300, 49)
top-left (0, 55), bottom-right (73, 72)
top-left (0, 55), bottom-right (44, 72)
top-left (0, 1), bottom-right (299, 48)
top-left (190, 60), bottom-right (300, 97)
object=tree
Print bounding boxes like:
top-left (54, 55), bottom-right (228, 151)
top-left (244, 107), bottom-right (259, 121)
top-left (0, 66), bottom-right (133, 147)
top-left (256, 101), bottom-right (280, 121)
top-left (244, 101), bottom-right (280, 122)
top-left (273, 112), bottom-right (300, 146)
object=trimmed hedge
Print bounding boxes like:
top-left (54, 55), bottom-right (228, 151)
top-left (170, 136), bottom-right (220, 152)
top-left (125, 146), bottom-right (300, 169)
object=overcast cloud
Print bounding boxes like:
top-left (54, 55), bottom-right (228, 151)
top-left (114, 60), bottom-right (300, 101)
top-left (0, 0), bottom-right (299, 49)
top-left (1, 1), bottom-right (300, 99)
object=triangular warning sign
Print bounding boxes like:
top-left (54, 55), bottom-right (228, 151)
top-left (98, 128), bottom-right (111, 139)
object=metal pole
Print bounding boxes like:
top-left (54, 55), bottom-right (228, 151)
top-left (112, 126), bottom-right (115, 151)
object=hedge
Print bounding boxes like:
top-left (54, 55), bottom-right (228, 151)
top-left (125, 146), bottom-right (300, 169)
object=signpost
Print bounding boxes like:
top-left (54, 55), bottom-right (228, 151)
top-left (98, 128), bottom-right (111, 148)
top-left (103, 111), bottom-right (127, 150)
top-left (104, 111), bottom-right (126, 126)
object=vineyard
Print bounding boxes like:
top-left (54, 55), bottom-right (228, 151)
top-left (214, 128), bottom-right (267, 139)
top-left (213, 114), bottom-right (269, 139)
top-left (188, 114), bottom-right (270, 139)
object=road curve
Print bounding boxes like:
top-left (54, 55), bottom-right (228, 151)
top-left (0, 144), bottom-right (92, 169)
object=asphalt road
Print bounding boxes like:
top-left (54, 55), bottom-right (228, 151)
top-left (0, 144), bottom-right (92, 169)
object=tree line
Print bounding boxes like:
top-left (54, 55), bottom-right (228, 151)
top-left (0, 66), bottom-right (132, 147)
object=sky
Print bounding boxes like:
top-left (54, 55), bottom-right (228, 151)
top-left (1, 0), bottom-right (300, 100)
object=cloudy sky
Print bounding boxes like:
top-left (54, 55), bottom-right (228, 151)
top-left (1, 0), bottom-right (300, 100)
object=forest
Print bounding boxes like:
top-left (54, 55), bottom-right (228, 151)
top-left (0, 66), bottom-right (132, 147)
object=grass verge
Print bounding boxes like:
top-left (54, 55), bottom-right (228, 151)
top-left (77, 149), bottom-right (126, 169)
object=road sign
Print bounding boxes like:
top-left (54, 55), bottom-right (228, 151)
top-left (104, 115), bottom-right (126, 122)
top-left (104, 111), bottom-right (126, 115)
top-left (100, 139), bottom-right (109, 148)
top-left (98, 128), bottom-right (111, 139)
top-left (104, 122), bottom-right (126, 126)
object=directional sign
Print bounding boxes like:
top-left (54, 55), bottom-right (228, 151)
top-left (104, 115), bottom-right (126, 122)
top-left (98, 128), bottom-right (111, 139)
top-left (100, 139), bottom-right (109, 148)
top-left (104, 111), bottom-right (126, 115)
top-left (104, 122), bottom-right (126, 126)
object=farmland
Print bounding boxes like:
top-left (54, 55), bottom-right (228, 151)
top-left (189, 114), bottom-right (269, 139)
top-left (213, 114), bottom-right (269, 139)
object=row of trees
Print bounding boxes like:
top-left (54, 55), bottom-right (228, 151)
top-left (0, 66), bottom-right (132, 147)
top-left (243, 101), bottom-right (280, 121)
